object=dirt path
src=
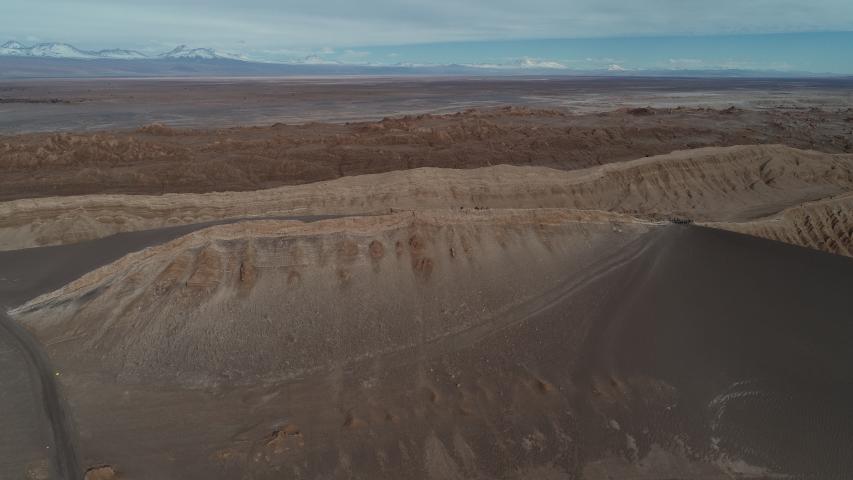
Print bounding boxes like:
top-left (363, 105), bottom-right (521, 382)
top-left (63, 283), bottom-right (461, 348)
top-left (0, 310), bottom-right (80, 479)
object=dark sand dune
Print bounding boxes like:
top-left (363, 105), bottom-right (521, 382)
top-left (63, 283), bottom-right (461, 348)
top-left (577, 226), bottom-right (853, 478)
top-left (9, 214), bottom-right (853, 479)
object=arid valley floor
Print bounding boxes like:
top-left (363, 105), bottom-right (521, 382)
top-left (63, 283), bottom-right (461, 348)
top-left (1, 77), bottom-right (852, 480)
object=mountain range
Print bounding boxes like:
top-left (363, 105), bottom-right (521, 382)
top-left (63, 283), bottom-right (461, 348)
top-left (0, 41), bottom-right (240, 61)
top-left (0, 40), bottom-right (837, 78)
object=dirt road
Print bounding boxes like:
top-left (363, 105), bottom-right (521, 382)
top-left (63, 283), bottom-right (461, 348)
top-left (0, 310), bottom-right (80, 479)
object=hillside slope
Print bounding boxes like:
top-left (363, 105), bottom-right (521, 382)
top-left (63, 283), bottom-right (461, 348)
top-left (9, 216), bottom-right (853, 479)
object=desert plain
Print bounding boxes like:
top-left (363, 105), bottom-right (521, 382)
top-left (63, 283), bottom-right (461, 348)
top-left (1, 76), bottom-right (852, 480)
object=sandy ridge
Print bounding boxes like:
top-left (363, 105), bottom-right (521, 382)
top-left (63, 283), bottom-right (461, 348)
top-left (10, 208), bottom-right (644, 314)
top-left (2, 144), bottom-right (851, 251)
top-left (707, 192), bottom-right (853, 257)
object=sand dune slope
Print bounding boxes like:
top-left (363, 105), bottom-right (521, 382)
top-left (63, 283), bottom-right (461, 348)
top-left (2, 144), bottom-right (851, 251)
top-left (11, 210), bottom-right (659, 479)
top-left (10, 217), bottom-right (853, 479)
top-left (14, 209), bottom-right (647, 382)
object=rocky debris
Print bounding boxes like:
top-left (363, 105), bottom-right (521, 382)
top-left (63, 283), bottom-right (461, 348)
top-left (84, 465), bottom-right (118, 480)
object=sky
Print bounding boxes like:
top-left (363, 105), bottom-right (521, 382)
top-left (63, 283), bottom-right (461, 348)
top-left (3, 0), bottom-right (853, 72)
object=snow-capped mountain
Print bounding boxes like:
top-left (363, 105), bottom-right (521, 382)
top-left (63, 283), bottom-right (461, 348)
top-left (27, 43), bottom-right (94, 59)
top-left (0, 41), bottom-right (244, 61)
top-left (95, 48), bottom-right (149, 60)
top-left (1, 40), bottom-right (25, 50)
top-left (159, 45), bottom-right (244, 61)
top-left (0, 41), bottom-right (148, 60)
top-left (1, 41), bottom-right (91, 58)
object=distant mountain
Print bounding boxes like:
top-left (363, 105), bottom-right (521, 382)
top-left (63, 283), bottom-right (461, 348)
top-left (1, 40), bottom-right (26, 50)
top-left (0, 41), bottom-right (148, 60)
top-left (0, 41), bottom-right (242, 61)
top-left (0, 41), bottom-right (840, 78)
top-left (2, 41), bottom-right (90, 59)
top-left (158, 45), bottom-right (244, 61)
top-left (93, 48), bottom-right (149, 60)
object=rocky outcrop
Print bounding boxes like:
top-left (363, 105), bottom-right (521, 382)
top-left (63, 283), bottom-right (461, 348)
top-left (708, 193), bottom-right (853, 257)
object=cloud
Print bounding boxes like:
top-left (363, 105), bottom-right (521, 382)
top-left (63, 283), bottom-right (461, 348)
top-left (297, 54), bottom-right (341, 65)
top-left (341, 49), bottom-right (370, 57)
top-left (3, 1), bottom-right (850, 73)
top-left (4, 0), bottom-right (853, 51)
top-left (515, 57), bottom-right (568, 69)
top-left (668, 58), bottom-right (705, 68)
top-left (659, 57), bottom-right (798, 71)
top-left (464, 57), bottom-right (569, 69)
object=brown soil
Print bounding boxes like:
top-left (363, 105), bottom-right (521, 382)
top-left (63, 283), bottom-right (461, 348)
top-left (83, 465), bottom-right (118, 480)
top-left (1, 106), bottom-right (851, 202)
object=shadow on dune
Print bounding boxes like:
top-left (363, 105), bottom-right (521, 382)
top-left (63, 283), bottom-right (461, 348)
top-left (573, 226), bottom-right (853, 478)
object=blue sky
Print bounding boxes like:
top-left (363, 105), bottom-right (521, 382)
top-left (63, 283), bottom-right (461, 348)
top-left (3, 0), bottom-right (853, 72)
